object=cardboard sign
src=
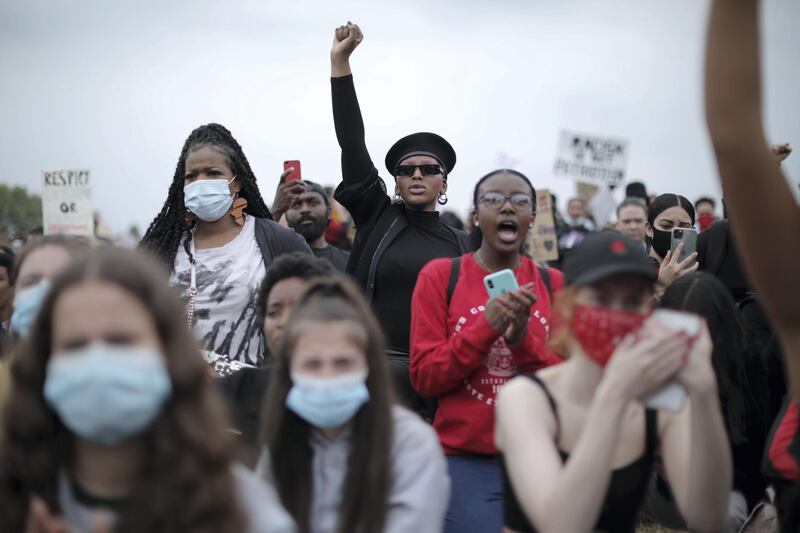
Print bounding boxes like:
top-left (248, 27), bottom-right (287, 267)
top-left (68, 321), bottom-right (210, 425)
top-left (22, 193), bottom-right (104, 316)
top-left (576, 181), bottom-right (600, 203)
top-left (41, 169), bottom-right (93, 236)
top-left (527, 188), bottom-right (559, 263)
top-left (553, 130), bottom-right (629, 187)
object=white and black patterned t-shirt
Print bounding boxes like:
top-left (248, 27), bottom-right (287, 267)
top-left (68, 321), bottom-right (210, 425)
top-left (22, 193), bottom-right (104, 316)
top-left (172, 216), bottom-right (266, 366)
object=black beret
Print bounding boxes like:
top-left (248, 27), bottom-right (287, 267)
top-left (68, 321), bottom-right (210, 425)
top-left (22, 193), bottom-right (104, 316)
top-left (385, 132), bottom-right (456, 178)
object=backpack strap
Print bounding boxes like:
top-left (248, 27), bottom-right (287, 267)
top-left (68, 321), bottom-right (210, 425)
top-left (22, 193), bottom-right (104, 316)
top-left (538, 266), bottom-right (552, 302)
top-left (446, 256), bottom-right (461, 306)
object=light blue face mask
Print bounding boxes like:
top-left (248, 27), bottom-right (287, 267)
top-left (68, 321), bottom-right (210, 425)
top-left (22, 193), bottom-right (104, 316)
top-left (286, 370), bottom-right (370, 429)
top-left (44, 342), bottom-right (172, 446)
top-left (10, 279), bottom-right (50, 337)
top-left (183, 177), bottom-right (235, 222)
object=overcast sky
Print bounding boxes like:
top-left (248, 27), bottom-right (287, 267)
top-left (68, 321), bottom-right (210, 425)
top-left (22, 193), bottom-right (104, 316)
top-left (2, 0), bottom-right (798, 234)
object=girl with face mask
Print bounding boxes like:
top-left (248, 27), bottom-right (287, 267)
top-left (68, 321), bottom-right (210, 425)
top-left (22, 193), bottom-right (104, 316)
top-left (495, 232), bottom-right (732, 533)
top-left (141, 124), bottom-right (310, 373)
top-left (646, 193), bottom-right (699, 295)
top-left (8, 236), bottom-right (87, 341)
top-left (0, 249), bottom-right (295, 533)
top-left (258, 277), bottom-right (449, 533)
top-left (409, 170), bottom-right (563, 533)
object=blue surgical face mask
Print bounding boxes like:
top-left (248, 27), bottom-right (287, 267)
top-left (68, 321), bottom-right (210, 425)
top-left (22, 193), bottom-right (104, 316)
top-left (183, 177), bottom-right (235, 222)
top-left (10, 279), bottom-right (50, 337)
top-left (286, 370), bottom-right (369, 429)
top-left (44, 342), bottom-right (172, 446)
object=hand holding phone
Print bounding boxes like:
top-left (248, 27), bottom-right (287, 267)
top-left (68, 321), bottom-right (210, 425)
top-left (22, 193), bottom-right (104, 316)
top-left (670, 228), bottom-right (698, 264)
top-left (641, 309), bottom-right (701, 411)
top-left (484, 269), bottom-right (519, 300)
top-left (283, 160), bottom-right (302, 182)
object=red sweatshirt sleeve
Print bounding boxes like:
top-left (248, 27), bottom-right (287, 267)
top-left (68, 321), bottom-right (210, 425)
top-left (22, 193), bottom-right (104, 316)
top-left (409, 260), bottom-right (504, 398)
top-left (509, 266), bottom-right (565, 370)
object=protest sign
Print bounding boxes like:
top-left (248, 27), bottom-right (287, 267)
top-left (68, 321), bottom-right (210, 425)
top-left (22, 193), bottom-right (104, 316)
top-left (553, 130), bottom-right (629, 187)
top-left (527, 188), bottom-right (559, 263)
top-left (41, 169), bottom-right (93, 236)
top-left (576, 181), bottom-right (600, 203)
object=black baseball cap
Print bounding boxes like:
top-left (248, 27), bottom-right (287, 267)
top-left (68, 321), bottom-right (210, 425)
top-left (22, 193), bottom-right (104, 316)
top-left (563, 232), bottom-right (657, 285)
top-left (385, 132), bottom-right (456, 177)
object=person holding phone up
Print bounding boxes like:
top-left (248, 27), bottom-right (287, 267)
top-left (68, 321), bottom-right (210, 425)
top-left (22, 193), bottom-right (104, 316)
top-left (410, 169), bottom-right (562, 533)
top-left (645, 193), bottom-right (699, 296)
top-left (329, 22), bottom-right (470, 415)
top-left (495, 232), bottom-right (732, 533)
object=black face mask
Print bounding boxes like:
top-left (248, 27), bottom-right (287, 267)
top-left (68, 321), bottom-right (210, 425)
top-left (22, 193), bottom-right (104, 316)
top-left (649, 227), bottom-right (672, 258)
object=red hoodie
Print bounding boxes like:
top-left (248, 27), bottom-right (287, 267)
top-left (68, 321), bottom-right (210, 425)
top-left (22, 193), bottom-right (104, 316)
top-left (410, 253), bottom-right (563, 455)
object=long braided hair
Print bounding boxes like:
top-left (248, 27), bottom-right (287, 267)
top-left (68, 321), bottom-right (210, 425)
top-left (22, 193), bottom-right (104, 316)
top-left (140, 123), bottom-right (272, 271)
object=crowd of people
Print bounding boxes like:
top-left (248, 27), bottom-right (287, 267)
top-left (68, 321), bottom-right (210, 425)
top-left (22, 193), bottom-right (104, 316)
top-left (0, 1), bottom-right (798, 531)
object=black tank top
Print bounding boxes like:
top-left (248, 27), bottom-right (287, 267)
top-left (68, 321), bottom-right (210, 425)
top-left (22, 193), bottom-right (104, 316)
top-left (501, 374), bottom-right (658, 533)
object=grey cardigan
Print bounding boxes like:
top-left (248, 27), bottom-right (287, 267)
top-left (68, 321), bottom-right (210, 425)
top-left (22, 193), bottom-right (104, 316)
top-left (257, 406), bottom-right (450, 533)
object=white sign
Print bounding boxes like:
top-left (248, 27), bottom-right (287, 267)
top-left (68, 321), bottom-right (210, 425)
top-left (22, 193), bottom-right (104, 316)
top-left (553, 130), bottom-right (629, 186)
top-left (42, 169), bottom-right (93, 236)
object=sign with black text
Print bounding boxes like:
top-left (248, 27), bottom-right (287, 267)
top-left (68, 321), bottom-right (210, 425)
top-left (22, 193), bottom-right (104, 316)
top-left (527, 188), bottom-right (559, 263)
top-left (41, 169), bottom-right (93, 236)
top-left (553, 130), bottom-right (629, 187)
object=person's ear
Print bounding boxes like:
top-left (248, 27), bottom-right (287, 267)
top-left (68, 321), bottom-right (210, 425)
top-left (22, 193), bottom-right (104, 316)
top-left (231, 177), bottom-right (242, 195)
top-left (326, 205), bottom-right (333, 223)
top-left (645, 222), bottom-right (653, 239)
top-left (441, 179), bottom-right (448, 194)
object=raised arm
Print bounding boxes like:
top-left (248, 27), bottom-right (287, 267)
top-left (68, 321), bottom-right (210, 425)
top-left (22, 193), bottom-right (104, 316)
top-left (330, 24), bottom-right (381, 200)
top-left (705, 0), bottom-right (800, 397)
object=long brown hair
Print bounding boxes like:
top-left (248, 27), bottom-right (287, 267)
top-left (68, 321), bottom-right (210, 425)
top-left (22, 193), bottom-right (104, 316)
top-left (0, 248), bottom-right (246, 533)
top-left (261, 276), bottom-right (394, 533)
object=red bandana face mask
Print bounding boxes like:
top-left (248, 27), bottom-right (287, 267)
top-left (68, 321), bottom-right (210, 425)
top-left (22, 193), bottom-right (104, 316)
top-left (570, 304), bottom-right (648, 367)
top-left (698, 213), bottom-right (716, 233)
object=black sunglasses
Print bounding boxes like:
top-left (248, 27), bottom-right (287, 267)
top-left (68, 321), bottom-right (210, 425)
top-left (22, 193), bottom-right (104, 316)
top-left (394, 164), bottom-right (443, 178)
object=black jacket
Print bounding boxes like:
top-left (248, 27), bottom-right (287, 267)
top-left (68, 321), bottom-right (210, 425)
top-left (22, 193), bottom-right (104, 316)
top-left (252, 217), bottom-right (312, 266)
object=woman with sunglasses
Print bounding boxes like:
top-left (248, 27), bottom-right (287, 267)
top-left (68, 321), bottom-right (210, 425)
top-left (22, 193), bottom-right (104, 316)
top-left (330, 22), bottom-right (469, 415)
top-left (410, 169), bottom-right (562, 532)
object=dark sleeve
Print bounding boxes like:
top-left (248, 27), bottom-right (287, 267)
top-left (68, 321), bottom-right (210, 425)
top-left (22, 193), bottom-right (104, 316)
top-left (331, 75), bottom-right (390, 226)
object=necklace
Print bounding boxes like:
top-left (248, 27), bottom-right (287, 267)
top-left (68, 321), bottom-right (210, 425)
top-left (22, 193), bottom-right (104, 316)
top-left (474, 250), bottom-right (519, 273)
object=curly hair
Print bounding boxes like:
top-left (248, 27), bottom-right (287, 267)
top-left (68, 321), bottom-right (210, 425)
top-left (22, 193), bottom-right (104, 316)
top-left (261, 276), bottom-right (394, 533)
top-left (140, 123), bottom-right (272, 271)
top-left (0, 248), bottom-right (246, 532)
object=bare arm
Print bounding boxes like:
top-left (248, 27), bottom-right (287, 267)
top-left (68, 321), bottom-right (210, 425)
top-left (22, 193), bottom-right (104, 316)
top-left (705, 0), bottom-right (800, 397)
top-left (661, 323), bottom-right (732, 532)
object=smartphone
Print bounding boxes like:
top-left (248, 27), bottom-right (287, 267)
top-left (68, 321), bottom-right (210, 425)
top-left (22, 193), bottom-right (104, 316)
top-left (670, 228), bottom-right (698, 263)
top-left (641, 309), bottom-right (701, 412)
top-left (283, 160), bottom-right (302, 182)
top-left (484, 269), bottom-right (519, 300)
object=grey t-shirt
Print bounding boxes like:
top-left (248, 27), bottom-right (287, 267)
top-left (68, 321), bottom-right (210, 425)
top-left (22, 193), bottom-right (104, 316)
top-left (311, 245), bottom-right (350, 273)
top-left (57, 464), bottom-right (296, 533)
top-left (257, 406), bottom-right (449, 533)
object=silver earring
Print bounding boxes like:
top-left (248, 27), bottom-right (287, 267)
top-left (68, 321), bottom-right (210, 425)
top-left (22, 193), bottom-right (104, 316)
top-left (394, 192), bottom-right (403, 203)
top-left (437, 192), bottom-right (448, 206)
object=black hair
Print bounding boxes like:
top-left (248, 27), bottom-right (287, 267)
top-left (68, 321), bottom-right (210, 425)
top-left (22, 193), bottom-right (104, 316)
top-left (255, 252), bottom-right (335, 320)
top-left (647, 193), bottom-right (695, 227)
top-left (616, 197), bottom-right (648, 218)
top-left (140, 123), bottom-right (272, 271)
top-left (469, 169), bottom-right (537, 252)
top-left (694, 196), bottom-right (717, 210)
top-left (625, 182), bottom-right (649, 204)
top-left (0, 248), bottom-right (13, 276)
top-left (659, 272), bottom-right (752, 444)
top-left (439, 210), bottom-right (464, 231)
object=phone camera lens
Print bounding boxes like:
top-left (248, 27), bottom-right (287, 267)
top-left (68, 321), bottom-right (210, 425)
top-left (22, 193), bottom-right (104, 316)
top-left (674, 229), bottom-right (683, 237)
top-left (487, 280), bottom-right (494, 289)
